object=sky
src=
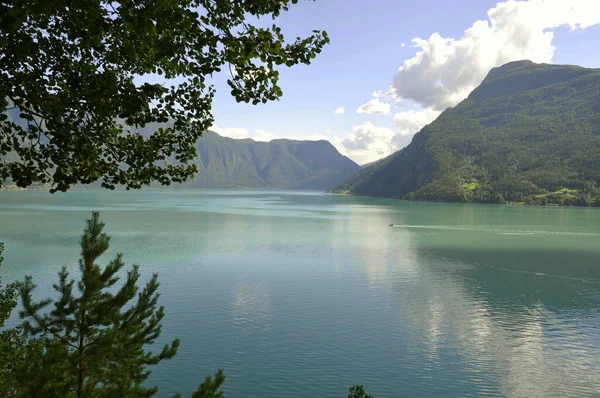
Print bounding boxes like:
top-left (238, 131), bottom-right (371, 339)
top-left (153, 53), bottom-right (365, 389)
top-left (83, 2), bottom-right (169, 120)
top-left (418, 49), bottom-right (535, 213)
top-left (207, 0), bottom-right (600, 165)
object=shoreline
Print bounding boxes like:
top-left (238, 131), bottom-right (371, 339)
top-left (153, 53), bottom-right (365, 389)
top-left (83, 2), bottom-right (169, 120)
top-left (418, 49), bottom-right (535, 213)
top-left (325, 190), bottom-right (600, 208)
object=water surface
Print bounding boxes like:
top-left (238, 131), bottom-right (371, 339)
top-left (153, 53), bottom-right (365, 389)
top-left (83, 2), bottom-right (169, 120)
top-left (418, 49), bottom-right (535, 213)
top-left (1, 189), bottom-right (599, 397)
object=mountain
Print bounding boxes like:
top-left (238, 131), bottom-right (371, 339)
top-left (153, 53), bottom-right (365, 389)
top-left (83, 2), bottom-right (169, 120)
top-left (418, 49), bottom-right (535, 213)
top-left (333, 60), bottom-right (600, 206)
top-left (360, 157), bottom-right (389, 169)
top-left (1, 108), bottom-right (359, 190)
top-left (179, 131), bottom-right (360, 190)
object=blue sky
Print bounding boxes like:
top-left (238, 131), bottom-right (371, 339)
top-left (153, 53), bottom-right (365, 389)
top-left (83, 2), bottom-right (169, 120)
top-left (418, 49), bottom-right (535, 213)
top-left (206, 0), bottom-right (600, 164)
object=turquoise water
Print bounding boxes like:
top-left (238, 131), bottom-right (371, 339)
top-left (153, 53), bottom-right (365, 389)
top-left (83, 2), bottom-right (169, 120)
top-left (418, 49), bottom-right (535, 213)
top-left (1, 189), bottom-right (600, 397)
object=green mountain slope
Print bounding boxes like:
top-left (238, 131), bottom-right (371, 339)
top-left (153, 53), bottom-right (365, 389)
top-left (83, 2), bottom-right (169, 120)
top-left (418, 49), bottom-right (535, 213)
top-left (1, 109), bottom-right (359, 190)
top-left (180, 131), bottom-right (360, 190)
top-left (334, 60), bottom-right (600, 206)
top-left (329, 154), bottom-right (395, 194)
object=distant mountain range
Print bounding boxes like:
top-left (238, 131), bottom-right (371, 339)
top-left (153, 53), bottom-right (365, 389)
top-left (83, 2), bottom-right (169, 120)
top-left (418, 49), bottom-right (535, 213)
top-left (2, 98), bottom-right (360, 190)
top-left (1, 125), bottom-right (360, 190)
top-left (332, 60), bottom-right (600, 206)
top-left (7, 60), bottom-right (600, 203)
top-left (177, 131), bottom-right (360, 190)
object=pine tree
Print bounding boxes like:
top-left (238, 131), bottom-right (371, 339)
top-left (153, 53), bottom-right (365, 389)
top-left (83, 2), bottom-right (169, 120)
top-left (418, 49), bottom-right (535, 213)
top-left (0, 241), bottom-right (20, 394)
top-left (1, 243), bottom-right (45, 398)
top-left (0, 242), bottom-right (13, 323)
top-left (0, 241), bottom-right (18, 393)
top-left (17, 212), bottom-right (225, 397)
top-left (348, 385), bottom-right (374, 398)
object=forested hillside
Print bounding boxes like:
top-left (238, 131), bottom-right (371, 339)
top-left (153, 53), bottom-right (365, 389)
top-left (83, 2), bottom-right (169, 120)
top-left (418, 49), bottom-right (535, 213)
top-left (180, 131), bottom-right (360, 190)
top-left (333, 60), bottom-right (600, 206)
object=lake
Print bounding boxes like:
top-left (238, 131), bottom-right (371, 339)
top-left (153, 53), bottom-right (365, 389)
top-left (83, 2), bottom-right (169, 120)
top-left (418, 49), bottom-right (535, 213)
top-left (1, 189), bottom-right (600, 397)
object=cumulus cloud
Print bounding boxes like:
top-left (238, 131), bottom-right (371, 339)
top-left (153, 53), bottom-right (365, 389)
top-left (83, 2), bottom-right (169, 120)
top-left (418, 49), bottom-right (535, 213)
top-left (252, 129), bottom-right (278, 142)
top-left (329, 0), bottom-right (600, 165)
top-left (333, 122), bottom-right (400, 165)
top-left (393, 0), bottom-right (600, 110)
top-left (356, 98), bottom-right (391, 115)
top-left (210, 125), bottom-right (249, 139)
top-left (394, 107), bottom-right (441, 136)
top-left (332, 108), bottom-right (440, 164)
top-left (334, 107), bottom-right (345, 115)
top-left (372, 86), bottom-right (397, 100)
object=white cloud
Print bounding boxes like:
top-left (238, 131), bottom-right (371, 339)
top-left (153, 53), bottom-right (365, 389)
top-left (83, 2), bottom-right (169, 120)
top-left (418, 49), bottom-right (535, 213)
top-left (334, 107), bottom-right (345, 114)
top-left (253, 129), bottom-right (278, 142)
top-left (210, 125), bottom-right (249, 139)
top-left (313, 0), bottom-right (600, 167)
top-left (372, 86), bottom-right (397, 100)
top-left (332, 108), bottom-right (441, 164)
top-left (392, 0), bottom-right (600, 110)
top-left (394, 107), bottom-right (441, 136)
top-left (356, 98), bottom-right (391, 115)
top-left (333, 122), bottom-right (401, 165)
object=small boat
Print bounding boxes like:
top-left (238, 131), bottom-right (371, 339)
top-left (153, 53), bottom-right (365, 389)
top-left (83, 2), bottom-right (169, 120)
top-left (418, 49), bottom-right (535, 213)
top-left (389, 223), bottom-right (394, 227)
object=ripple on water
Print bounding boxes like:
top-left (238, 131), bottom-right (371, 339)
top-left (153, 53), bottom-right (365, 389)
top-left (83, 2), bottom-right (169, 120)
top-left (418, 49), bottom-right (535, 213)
top-left (2, 190), bottom-right (600, 397)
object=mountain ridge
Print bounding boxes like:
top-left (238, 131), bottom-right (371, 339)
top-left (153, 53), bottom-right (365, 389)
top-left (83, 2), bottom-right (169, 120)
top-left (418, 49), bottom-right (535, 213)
top-left (172, 131), bottom-right (361, 190)
top-left (1, 111), bottom-right (360, 190)
top-left (332, 60), bottom-right (600, 206)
